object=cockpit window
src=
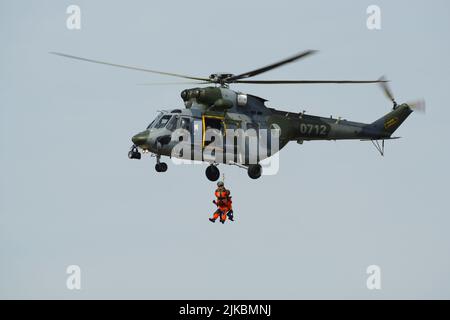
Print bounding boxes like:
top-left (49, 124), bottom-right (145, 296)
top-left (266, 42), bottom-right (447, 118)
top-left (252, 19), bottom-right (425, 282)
top-left (166, 115), bottom-right (178, 131)
top-left (146, 119), bottom-right (156, 129)
top-left (147, 113), bottom-right (163, 129)
top-left (154, 115), bottom-right (172, 129)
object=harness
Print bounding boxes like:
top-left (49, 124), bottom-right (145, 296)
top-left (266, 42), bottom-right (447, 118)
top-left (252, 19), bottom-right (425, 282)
top-left (215, 188), bottom-right (231, 208)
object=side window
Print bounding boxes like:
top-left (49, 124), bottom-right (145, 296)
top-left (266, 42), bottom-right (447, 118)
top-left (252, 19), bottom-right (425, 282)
top-left (155, 115), bottom-right (171, 129)
top-left (180, 117), bottom-right (191, 131)
top-left (166, 115), bottom-right (178, 131)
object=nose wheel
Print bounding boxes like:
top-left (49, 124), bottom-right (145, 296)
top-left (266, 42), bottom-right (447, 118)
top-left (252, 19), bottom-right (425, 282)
top-left (155, 154), bottom-right (167, 173)
top-left (205, 164), bottom-right (220, 181)
top-left (128, 146), bottom-right (141, 160)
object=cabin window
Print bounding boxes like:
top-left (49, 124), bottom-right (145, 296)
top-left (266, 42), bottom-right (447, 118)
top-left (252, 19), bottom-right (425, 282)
top-left (180, 117), bottom-right (191, 131)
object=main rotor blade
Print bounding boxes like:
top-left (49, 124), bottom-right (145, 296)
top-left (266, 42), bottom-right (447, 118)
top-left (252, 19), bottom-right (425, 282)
top-left (137, 81), bottom-right (211, 86)
top-left (234, 79), bottom-right (388, 84)
top-left (50, 52), bottom-right (211, 82)
top-left (225, 50), bottom-right (318, 82)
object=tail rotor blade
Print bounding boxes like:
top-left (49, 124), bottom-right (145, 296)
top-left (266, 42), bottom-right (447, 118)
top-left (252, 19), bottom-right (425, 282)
top-left (407, 99), bottom-right (426, 114)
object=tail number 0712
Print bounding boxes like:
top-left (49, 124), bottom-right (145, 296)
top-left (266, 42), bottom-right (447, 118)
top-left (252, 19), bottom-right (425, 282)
top-left (300, 123), bottom-right (328, 136)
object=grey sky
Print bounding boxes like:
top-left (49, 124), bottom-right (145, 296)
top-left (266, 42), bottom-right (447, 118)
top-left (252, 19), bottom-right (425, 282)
top-left (1, 0), bottom-right (450, 299)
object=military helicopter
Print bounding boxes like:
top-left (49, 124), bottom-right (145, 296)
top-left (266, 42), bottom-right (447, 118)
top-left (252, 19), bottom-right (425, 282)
top-left (51, 50), bottom-right (424, 181)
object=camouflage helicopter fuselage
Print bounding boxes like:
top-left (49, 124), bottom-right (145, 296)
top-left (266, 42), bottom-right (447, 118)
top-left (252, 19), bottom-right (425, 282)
top-left (49, 50), bottom-right (417, 180)
top-left (131, 86), bottom-right (413, 166)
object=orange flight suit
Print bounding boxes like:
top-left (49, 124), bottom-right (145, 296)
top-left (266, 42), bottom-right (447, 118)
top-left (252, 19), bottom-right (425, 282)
top-left (211, 187), bottom-right (232, 223)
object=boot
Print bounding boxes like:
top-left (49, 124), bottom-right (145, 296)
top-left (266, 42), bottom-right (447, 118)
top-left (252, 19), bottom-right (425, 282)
top-left (209, 218), bottom-right (215, 223)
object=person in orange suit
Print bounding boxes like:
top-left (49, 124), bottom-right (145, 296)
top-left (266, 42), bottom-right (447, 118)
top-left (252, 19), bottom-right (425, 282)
top-left (209, 181), bottom-right (234, 224)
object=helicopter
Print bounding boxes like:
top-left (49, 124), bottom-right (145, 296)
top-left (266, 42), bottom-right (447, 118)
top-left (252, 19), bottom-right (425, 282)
top-left (51, 50), bottom-right (424, 181)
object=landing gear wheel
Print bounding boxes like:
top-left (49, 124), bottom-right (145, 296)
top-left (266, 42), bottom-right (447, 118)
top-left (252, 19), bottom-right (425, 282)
top-left (159, 162), bottom-right (167, 172)
top-left (247, 164), bottom-right (262, 179)
top-left (205, 165), bottom-right (220, 181)
top-left (155, 162), bottom-right (168, 172)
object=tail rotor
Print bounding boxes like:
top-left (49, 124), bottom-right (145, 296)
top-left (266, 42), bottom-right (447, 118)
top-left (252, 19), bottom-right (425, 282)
top-left (407, 99), bottom-right (426, 114)
top-left (378, 76), bottom-right (426, 113)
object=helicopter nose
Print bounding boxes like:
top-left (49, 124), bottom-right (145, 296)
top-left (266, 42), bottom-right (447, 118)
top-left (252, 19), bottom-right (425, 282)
top-left (131, 130), bottom-right (149, 146)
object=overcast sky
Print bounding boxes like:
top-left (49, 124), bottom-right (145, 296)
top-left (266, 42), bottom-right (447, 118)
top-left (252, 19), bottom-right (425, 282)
top-left (1, 0), bottom-right (450, 299)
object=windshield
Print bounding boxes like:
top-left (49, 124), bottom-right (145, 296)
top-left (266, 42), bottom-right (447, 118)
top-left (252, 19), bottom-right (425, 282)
top-left (147, 113), bottom-right (163, 129)
top-left (154, 115), bottom-right (172, 129)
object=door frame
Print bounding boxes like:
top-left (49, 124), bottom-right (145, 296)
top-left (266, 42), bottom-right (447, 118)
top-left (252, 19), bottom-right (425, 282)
top-left (202, 115), bottom-right (227, 148)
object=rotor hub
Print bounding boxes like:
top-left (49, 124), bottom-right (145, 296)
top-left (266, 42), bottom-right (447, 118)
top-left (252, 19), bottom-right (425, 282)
top-left (209, 73), bottom-right (235, 84)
